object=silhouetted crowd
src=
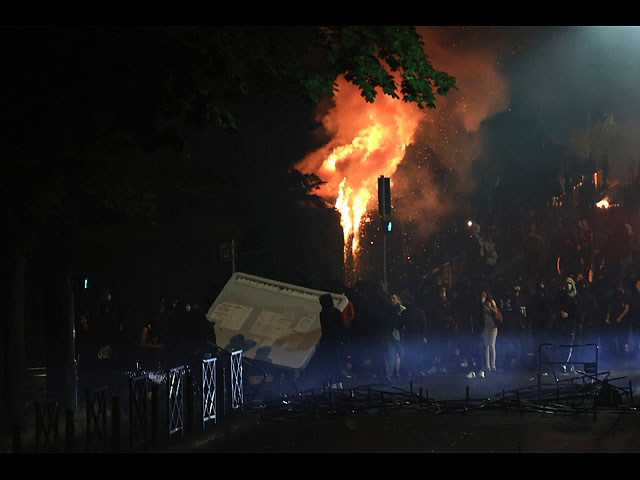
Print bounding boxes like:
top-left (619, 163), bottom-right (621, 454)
top-left (74, 200), bottom-right (640, 387)
top-left (316, 207), bottom-right (640, 384)
top-left (74, 291), bottom-right (217, 377)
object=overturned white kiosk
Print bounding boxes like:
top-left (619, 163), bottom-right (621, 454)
top-left (205, 272), bottom-right (349, 374)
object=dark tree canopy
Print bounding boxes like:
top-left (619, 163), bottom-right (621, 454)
top-left (1, 26), bottom-right (455, 229)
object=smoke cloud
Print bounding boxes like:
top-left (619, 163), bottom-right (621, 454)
top-left (395, 27), bottom-right (510, 238)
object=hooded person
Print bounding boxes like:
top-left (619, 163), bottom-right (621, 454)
top-left (555, 278), bottom-right (583, 331)
top-left (317, 293), bottom-right (345, 382)
top-left (554, 277), bottom-right (584, 368)
top-left (605, 280), bottom-right (630, 360)
top-left (501, 282), bottom-right (528, 369)
top-left (399, 291), bottom-right (428, 378)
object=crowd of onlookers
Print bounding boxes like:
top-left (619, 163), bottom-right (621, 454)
top-left (316, 202), bottom-right (640, 384)
top-left (74, 290), bottom-right (217, 377)
top-left (74, 192), bottom-right (640, 387)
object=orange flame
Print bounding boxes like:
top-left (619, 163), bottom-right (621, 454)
top-left (296, 78), bottom-right (423, 263)
top-left (596, 198), bottom-right (610, 209)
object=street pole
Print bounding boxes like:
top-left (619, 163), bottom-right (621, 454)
top-left (378, 176), bottom-right (390, 294)
top-left (66, 272), bottom-right (77, 410)
top-left (382, 211), bottom-right (387, 293)
top-left (231, 239), bottom-right (236, 274)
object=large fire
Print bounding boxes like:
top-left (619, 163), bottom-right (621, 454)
top-left (296, 78), bottom-right (423, 264)
top-left (320, 122), bottom-right (417, 257)
top-left (295, 27), bottom-right (511, 283)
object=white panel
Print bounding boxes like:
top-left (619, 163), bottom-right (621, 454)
top-left (206, 272), bottom-right (348, 371)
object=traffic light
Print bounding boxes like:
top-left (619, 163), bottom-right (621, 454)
top-left (378, 176), bottom-right (391, 216)
top-left (385, 220), bottom-right (393, 233)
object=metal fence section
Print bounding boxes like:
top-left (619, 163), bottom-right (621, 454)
top-left (537, 343), bottom-right (599, 389)
top-left (202, 357), bottom-right (217, 428)
top-left (167, 366), bottom-right (185, 442)
top-left (230, 350), bottom-right (243, 411)
top-left (249, 374), bottom-right (638, 425)
top-left (85, 387), bottom-right (108, 452)
top-left (35, 399), bottom-right (60, 452)
top-left (128, 373), bottom-right (150, 452)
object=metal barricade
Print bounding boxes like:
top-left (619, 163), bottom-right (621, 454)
top-left (202, 357), bottom-right (217, 428)
top-left (230, 350), bottom-right (243, 411)
top-left (85, 386), bottom-right (108, 452)
top-left (167, 365), bottom-right (185, 442)
top-left (537, 342), bottom-right (599, 389)
top-left (128, 373), bottom-right (150, 452)
top-left (35, 399), bottom-right (60, 452)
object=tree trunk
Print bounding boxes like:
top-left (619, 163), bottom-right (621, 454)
top-left (44, 220), bottom-right (76, 408)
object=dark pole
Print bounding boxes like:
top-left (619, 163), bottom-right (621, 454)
top-left (232, 239), bottom-right (236, 274)
top-left (66, 272), bottom-right (77, 410)
top-left (112, 396), bottom-right (120, 453)
top-left (378, 176), bottom-right (391, 293)
top-left (382, 209), bottom-right (387, 293)
top-left (151, 384), bottom-right (159, 450)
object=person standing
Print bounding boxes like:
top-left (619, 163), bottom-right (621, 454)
top-left (481, 290), bottom-right (500, 375)
top-left (94, 288), bottom-right (119, 366)
top-left (385, 293), bottom-right (405, 382)
top-left (497, 283), bottom-right (515, 369)
top-left (577, 279), bottom-right (600, 347)
top-left (451, 275), bottom-right (482, 378)
top-left (605, 281), bottom-right (629, 361)
top-left (76, 313), bottom-right (98, 375)
top-left (317, 293), bottom-right (345, 383)
top-left (528, 279), bottom-right (555, 366)
top-left (427, 286), bottom-right (453, 373)
top-left (139, 299), bottom-right (168, 370)
top-left (554, 277), bottom-right (584, 370)
top-left (510, 283), bottom-right (529, 368)
top-left (399, 291), bottom-right (428, 379)
top-left (481, 232), bottom-right (499, 279)
top-left (627, 278), bottom-right (640, 359)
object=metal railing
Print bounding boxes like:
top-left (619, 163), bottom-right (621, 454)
top-left (230, 350), bottom-right (243, 411)
top-left (537, 343), bottom-right (599, 390)
top-left (86, 386), bottom-right (108, 452)
top-left (11, 350), bottom-right (244, 452)
top-left (35, 399), bottom-right (60, 452)
top-left (202, 357), bottom-right (217, 428)
top-left (167, 366), bottom-right (185, 442)
top-left (128, 373), bottom-right (150, 452)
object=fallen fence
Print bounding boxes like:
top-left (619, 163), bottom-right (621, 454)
top-left (247, 368), bottom-right (639, 424)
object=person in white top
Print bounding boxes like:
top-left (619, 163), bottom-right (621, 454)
top-left (481, 290), bottom-right (501, 375)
